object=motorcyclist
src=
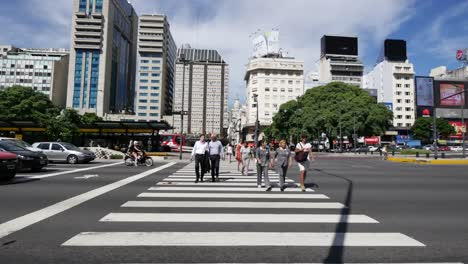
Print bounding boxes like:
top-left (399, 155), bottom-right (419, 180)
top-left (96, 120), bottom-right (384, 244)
top-left (130, 141), bottom-right (143, 166)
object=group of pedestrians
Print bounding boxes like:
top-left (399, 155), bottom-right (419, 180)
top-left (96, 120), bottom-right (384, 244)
top-left (191, 134), bottom-right (315, 191)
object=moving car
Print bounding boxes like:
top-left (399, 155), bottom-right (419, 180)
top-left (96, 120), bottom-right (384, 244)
top-left (368, 145), bottom-right (380, 152)
top-left (0, 150), bottom-right (17, 181)
top-left (0, 141), bottom-right (48, 172)
top-left (0, 137), bottom-right (42, 152)
top-left (32, 142), bottom-right (95, 164)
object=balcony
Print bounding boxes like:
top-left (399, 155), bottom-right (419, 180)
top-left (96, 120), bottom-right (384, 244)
top-left (76, 17), bottom-right (103, 25)
top-left (75, 23), bottom-right (102, 31)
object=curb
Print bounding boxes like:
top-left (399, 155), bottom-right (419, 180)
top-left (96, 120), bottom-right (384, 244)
top-left (388, 157), bottom-right (468, 165)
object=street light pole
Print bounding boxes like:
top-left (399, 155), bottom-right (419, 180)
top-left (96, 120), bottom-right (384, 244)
top-left (179, 53), bottom-right (186, 160)
top-left (253, 93), bottom-right (259, 148)
top-left (353, 113), bottom-right (357, 154)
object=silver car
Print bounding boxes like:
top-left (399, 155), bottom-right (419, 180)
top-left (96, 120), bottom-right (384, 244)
top-left (32, 142), bottom-right (96, 164)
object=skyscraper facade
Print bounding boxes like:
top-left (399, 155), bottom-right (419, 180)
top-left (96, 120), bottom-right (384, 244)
top-left (134, 14), bottom-right (176, 121)
top-left (66, 0), bottom-right (138, 117)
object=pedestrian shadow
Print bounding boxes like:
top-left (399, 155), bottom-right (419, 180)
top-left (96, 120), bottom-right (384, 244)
top-left (312, 168), bottom-right (353, 263)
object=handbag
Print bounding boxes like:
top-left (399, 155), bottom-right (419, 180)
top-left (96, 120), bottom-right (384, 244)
top-left (294, 143), bottom-right (308, 162)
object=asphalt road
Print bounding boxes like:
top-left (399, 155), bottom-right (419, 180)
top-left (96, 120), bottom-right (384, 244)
top-left (0, 155), bottom-right (467, 263)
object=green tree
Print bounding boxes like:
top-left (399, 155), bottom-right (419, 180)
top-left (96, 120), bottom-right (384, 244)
top-left (81, 112), bottom-right (103, 125)
top-left (411, 117), bottom-right (456, 144)
top-left (0, 86), bottom-right (59, 123)
top-left (269, 82), bottom-right (393, 142)
top-left (44, 109), bottom-right (81, 142)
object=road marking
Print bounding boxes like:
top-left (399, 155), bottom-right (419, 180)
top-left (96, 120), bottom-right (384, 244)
top-left (162, 178), bottom-right (294, 183)
top-left (74, 174), bottom-right (100, 179)
top-left (26, 162), bottom-right (123, 179)
top-left (62, 232), bottom-right (425, 247)
top-left (0, 163), bottom-right (176, 240)
top-left (167, 175), bottom-right (283, 179)
top-left (147, 187), bottom-right (314, 192)
top-left (138, 192), bottom-right (329, 199)
top-left (100, 213), bottom-right (377, 223)
top-left (122, 201), bottom-right (344, 209)
top-left (157, 182), bottom-right (299, 187)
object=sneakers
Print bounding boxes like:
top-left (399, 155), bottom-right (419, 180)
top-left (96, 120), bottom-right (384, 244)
top-left (266, 186), bottom-right (272, 192)
top-left (300, 184), bottom-right (306, 192)
top-left (280, 187), bottom-right (285, 192)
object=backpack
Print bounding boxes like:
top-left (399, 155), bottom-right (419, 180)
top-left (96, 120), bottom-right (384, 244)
top-left (294, 143), bottom-right (308, 162)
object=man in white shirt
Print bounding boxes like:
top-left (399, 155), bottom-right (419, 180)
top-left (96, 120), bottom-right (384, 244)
top-left (191, 135), bottom-right (208, 183)
top-left (208, 134), bottom-right (224, 182)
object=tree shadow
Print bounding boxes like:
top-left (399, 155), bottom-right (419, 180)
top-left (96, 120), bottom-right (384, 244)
top-left (0, 177), bottom-right (40, 185)
top-left (312, 168), bottom-right (353, 263)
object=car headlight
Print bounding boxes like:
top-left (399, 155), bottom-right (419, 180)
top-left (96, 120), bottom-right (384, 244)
top-left (18, 155), bottom-right (34, 161)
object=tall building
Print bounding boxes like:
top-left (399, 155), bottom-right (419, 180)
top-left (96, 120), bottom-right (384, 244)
top-left (134, 14), bottom-right (176, 121)
top-left (364, 39), bottom-right (416, 130)
top-left (66, 0), bottom-right (138, 117)
top-left (430, 65), bottom-right (468, 80)
top-left (165, 46), bottom-right (229, 136)
top-left (319, 35), bottom-right (364, 86)
top-left (0, 46), bottom-right (69, 107)
top-left (245, 56), bottom-right (304, 127)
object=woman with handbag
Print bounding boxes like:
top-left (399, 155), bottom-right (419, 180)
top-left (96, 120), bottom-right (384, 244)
top-left (295, 135), bottom-right (315, 192)
top-left (274, 139), bottom-right (292, 192)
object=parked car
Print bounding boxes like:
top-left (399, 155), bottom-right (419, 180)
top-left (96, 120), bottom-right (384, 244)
top-left (0, 137), bottom-right (42, 152)
top-left (450, 146), bottom-right (464, 152)
top-left (423, 144), bottom-right (435, 151)
top-left (0, 150), bottom-right (18, 181)
top-left (368, 145), bottom-right (380, 152)
top-left (32, 142), bottom-right (95, 164)
top-left (0, 141), bottom-right (48, 172)
top-left (438, 146), bottom-right (451, 152)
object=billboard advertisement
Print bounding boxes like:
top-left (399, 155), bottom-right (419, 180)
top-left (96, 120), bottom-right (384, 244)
top-left (440, 83), bottom-right (465, 106)
top-left (416, 106), bottom-right (433, 118)
top-left (415, 76), bottom-right (434, 106)
top-left (252, 30), bottom-right (280, 58)
top-left (448, 121), bottom-right (467, 139)
top-left (383, 102), bottom-right (393, 112)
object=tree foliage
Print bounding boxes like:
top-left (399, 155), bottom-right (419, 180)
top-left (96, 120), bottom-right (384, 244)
top-left (269, 82), bottom-right (393, 141)
top-left (411, 117), bottom-right (456, 144)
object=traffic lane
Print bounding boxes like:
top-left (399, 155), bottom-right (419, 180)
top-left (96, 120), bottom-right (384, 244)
top-left (14, 161), bottom-right (119, 177)
top-left (288, 158), bottom-right (468, 262)
top-left (0, 162), bottom-right (183, 224)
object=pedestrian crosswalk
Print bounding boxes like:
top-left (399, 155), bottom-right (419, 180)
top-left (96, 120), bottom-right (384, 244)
top-left (62, 161), bottom-right (426, 258)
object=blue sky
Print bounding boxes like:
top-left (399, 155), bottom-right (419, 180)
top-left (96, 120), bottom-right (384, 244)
top-left (1, 0), bottom-right (467, 105)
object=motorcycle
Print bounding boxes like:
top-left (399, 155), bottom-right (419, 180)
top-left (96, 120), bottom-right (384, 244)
top-left (124, 152), bottom-right (154, 167)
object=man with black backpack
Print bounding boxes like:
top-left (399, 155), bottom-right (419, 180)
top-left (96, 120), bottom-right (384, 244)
top-left (208, 134), bottom-right (224, 182)
top-left (295, 135), bottom-right (315, 191)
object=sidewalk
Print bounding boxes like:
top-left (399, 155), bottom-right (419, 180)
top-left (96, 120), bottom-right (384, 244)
top-left (388, 156), bottom-right (468, 165)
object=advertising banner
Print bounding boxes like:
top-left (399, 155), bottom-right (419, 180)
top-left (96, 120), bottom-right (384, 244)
top-left (364, 136), bottom-right (380, 145)
top-left (415, 76), bottom-right (434, 106)
top-left (440, 83), bottom-right (465, 106)
top-left (252, 35), bottom-right (268, 58)
top-left (448, 121), bottom-right (467, 139)
top-left (416, 106), bottom-right (433, 118)
top-left (252, 30), bottom-right (280, 57)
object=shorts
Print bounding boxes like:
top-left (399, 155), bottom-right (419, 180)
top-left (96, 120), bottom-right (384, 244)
top-left (298, 160), bottom-right (310, 171)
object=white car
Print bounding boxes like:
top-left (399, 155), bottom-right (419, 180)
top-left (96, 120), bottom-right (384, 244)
top-left (368, 146), bottom-right (380, 152)
top-left (450, 146), bottom-right (463, 152)
top-left (0, 137), bottom-right (42, 153)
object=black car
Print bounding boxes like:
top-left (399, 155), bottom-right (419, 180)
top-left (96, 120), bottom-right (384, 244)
top-left (0, 150), bottom-right (18, 181)
top-left (0, 141), bottom-right (48, 172)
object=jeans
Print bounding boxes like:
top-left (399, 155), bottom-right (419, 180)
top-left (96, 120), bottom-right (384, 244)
top-left (256, 164), bottom-right (270, 186)
top-left (277, 165), bottom-right (288, 188)
top-left (194, 154), bottom-right (205, 180)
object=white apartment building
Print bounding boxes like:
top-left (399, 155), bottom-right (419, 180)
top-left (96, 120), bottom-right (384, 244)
top-left (134, 14), bottom-right (176, 121)
top-left (430, 65), bottom-right (468, 80)
top-left (0, 46), bottom-right (69, 107)
top-left (67, 0), bottom-right (138, 117)
top-left (319, 36), bottom-right (364, 86)
top-left (165, 47), bottom-right (229, 136)
top-left (364, 61), bottom-right (416, 128)
top-left (364, 39), bottom-right (416, 129)
top-left (245, 57), bottom-right (304, 126)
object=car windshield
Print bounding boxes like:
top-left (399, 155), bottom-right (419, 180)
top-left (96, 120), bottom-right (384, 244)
top-left (5, 139), bottom-right (32, 148)
top-left (0, 141), bottom-right (27, 151)
top-left (60, 143), bottom-right (80, 151)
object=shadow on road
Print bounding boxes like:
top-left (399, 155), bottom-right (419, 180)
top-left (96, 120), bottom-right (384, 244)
top-left (313, 168), bottom-right (353, 263)
top-left (0, 177), bottom-right (40, 185)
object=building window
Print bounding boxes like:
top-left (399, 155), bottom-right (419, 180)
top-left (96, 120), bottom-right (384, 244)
top-left (140, 73), bottom-right (149, 77)
top-left (140, 93), bottom-right (148, 96)
top-left (405, 107), bottom-right (412, 111)
top-left (406, 115), bottom-right (412, 119)
top-left (405, 99), bottom-right (411, 103)
top-left (406, 123), bottom-right (412, 127)
top-left (150, 106), bottom-right (159, 110)
top-left (265, 87), bottom-right (270, 92)
top-left (151, 86), bottom-right (159, 90)
top-left (140, 66), bottom-right (149, 70)
top-left (140, 79), bottom-right (148, 83)
top-left (265, 79), bottom-right (270, 84)
top-left (139, 99), bottom-right (148, 103)
top-left (150, 93), bottom-right (159, 96)
top-left (288, 88), bottom-right (293, 93)
top-left (152, 60), bottom-right (160, 64)
top-left (151, 80), bottom-right (160, 83)
top-left (151, 73), bottom-right (160, 77)
top-left (396, 115), bottom-right (403, 119)
top-left (79, 0), bottom-right (86, 11)
top-left (138, 113), bottom-right (147, 117)
top-left (397, 123), bottom-right (403, 127)
top-left (397, 99), bottom-right (402, 103)
top-left (150, 113), bottom-right (158, 117)
top-left (405, 84), bottom-right (410, 88)
top-left (150, 99), bottom-right (159, 103)
top-left (280, 88), bottom-right (285, 92)
top-left (140, 86), bottom-right (148, 90)
top-left (396, 91), bottom-right (402, 95)
top-left (396, 84), bottom-right (402, 88)
top-left (152, 66), bottom-right (161, 70)
top-left (265, 111), bottom-right (270, 116)
top-left (405, 92), bottom-right (411, 96)
top-left (273, 88), bottom-right (278, 92)
top-left (141, 60), bottom-right (150, 63)
top-left (138, 106), bottom-right (147, 110)
top-left (95, 0), bottom-right (103, 12)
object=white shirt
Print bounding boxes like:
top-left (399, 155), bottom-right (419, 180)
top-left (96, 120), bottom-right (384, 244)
top-left (296, 142), bottom-right (312, 160)
top-left (191, 141), bottom-right (208, 156)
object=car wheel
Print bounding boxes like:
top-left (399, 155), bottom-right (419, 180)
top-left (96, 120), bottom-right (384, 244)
top-left (1, 171), bottom-right (16, 181)
top-left (67, 155), bottom-right (79, 164)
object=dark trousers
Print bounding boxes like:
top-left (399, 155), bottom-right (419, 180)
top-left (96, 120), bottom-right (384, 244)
top-left (210, 155), bottom-right (220, 180)
top-left (194, 154), bottom-right (205, 180)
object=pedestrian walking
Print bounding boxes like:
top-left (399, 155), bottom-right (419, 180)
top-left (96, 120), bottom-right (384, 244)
top-left (226, 144), bottom-right (233, 163)
top-left (256, 141), bottom-right (272, 191)
top-left (295, 135), bottom-right (315, 192)
top-left (382, 145), bottom-right (388, 160)
top-left (208, 134), bottom-right (224, 182)
top-left (273, 139), bottom-right (292, 192)
top-left (235, 141), bottom-right (243, 171)
top-left (191, 135), bottom-right (208, 183)
top-left (240, 141), bottom-right (252, 175)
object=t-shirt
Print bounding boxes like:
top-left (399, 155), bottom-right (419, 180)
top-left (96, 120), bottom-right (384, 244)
top-left (296, 142), bottom-right (312, 160)
top-left (240, 146), bottom-right (251, 160)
